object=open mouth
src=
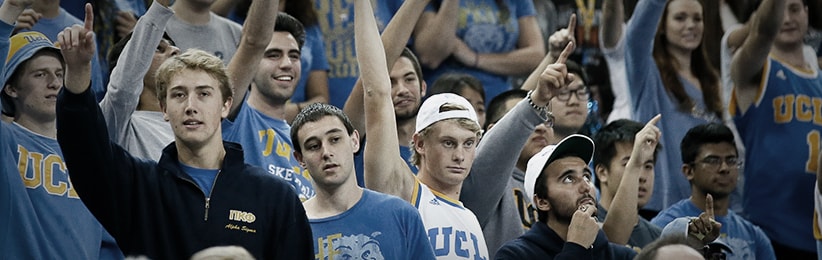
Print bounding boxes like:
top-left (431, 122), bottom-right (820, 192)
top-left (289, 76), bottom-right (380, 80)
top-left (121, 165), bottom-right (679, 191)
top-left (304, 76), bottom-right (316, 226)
top-left (183, 119), bottom-right (203, 128)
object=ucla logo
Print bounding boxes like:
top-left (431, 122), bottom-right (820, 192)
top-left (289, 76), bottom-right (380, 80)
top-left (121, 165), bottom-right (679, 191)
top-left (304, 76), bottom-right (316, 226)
top-left (229, 210), bottom-right (256, 223)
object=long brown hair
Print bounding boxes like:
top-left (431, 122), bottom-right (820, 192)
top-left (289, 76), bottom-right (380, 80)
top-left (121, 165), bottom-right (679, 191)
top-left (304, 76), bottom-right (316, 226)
top-left (652, 0), bottom-right (723, 119)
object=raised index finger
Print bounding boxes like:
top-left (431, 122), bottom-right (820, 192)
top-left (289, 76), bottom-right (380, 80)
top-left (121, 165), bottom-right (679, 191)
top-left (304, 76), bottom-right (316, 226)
top-left (555, 41), bottom-right (574, 64)
top-left (647, 114), bottom-right (661, 127)
top-left (705, 193), bottom-right (714, 219)
top-left (84, 3), bottom-right (94, 31)
top-left (567, 14), bottom-right (576, 36)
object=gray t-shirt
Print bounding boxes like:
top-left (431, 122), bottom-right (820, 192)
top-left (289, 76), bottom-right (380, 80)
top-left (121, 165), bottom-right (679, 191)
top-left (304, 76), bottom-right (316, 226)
top-left (166, 12), bottom-right (242, 64)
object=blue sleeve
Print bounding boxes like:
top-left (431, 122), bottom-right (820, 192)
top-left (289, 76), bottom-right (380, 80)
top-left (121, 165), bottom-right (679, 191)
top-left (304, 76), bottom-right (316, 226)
top-left (307, 26), bottom-right (330, 71)
top-left (754, 225), bottom-right (777, 259)
top-left (624, 0), bottom-right (667, 106)
top-left (513, 0), bottom-right (536, 18)
top-left (0, 19), bottom-right (13, 86)
top-left (404, 205), bottom-right (437, 259)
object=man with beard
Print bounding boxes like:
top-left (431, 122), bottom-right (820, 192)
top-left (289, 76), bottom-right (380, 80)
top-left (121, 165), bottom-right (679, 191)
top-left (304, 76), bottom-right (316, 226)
top-left (458, 16), bottom-right (591, 257)
top-left (221, 13), bottom-right (315, 200)
top-left (651, 123), bottom-right (775, 260)
top-left (496, 134), bottom-right (636, 259)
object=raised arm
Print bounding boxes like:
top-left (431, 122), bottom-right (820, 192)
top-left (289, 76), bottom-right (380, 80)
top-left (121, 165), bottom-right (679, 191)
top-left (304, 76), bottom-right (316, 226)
top-left (461, 42), bottom-right (573, 226)
top-left (412, 1), bottom-right (459, 68)
top-left (522, 15), bottom-right (575, 91)
top-left (624, 0), bottom-right (667, 99)
top-left (226, 0), bottom-right (279, 120)
top-left (99, 0), bottom-right (173, 142)
top-left (357, 0), bottom-right (416, 201)
top-left (602, 115), bottom-right (661, 245)
top-left (730, 0), bottom-right (784, 113)
top-left (0, 0), bottom-right (31, 70)
top-left (343, 0), bottom-right (430, 136)
top-left (600, 0), bottom-right (624, 49)
top-left (449, 15), bottom-right (545, 76)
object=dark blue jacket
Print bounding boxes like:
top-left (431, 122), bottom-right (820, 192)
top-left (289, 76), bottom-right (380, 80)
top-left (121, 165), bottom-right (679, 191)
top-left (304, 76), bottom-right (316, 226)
top-left (56, 88), bottom-right (313, 259)
top-left (495, 221), bottom-right (636, 259)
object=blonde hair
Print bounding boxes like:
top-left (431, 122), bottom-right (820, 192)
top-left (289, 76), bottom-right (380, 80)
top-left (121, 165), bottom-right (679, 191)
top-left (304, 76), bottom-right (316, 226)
top-left (154, 49), bottom-right (232, 106)
top-left (410, 103), bottom-right (482, 167)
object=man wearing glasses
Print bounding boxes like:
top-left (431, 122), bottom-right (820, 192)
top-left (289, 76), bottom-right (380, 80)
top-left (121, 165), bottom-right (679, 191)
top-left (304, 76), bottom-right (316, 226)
top-left (650, 123), bottom-right (776, 260)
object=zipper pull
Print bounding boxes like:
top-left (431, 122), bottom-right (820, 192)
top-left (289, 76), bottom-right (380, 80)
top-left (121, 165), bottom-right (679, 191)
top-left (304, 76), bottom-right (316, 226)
top-left (204, 197), bottom-right (210, 221)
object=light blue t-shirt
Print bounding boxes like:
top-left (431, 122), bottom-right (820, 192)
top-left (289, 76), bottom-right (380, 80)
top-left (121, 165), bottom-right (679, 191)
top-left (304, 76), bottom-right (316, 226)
top-left (651, 199), bottom-right (776, 260)
top-left (179, 163), bottom-right (219, 197)
top-left (222, 102), bottom-right (314, 200)
top-left (421, 0), bottom-right (537, 103)
top-left (0, 21), bottom-right (122, 259)
top-left (310, 189), bottom-right (436, 260)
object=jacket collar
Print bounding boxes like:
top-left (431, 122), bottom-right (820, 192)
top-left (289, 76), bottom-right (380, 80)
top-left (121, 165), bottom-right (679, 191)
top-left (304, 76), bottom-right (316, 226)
top-left (158, 141), bottom-right (246, 178)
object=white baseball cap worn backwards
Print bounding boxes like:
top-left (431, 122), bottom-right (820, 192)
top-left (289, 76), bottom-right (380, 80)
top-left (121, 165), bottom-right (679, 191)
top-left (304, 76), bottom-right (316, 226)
top-left (414, 93), bottom-right (479, 134)
top-left (524, 134), bottom-right (595, 201)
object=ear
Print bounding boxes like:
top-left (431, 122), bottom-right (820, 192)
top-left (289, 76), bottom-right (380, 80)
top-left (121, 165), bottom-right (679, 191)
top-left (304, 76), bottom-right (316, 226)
top-left (419, 81), bottom-right (427, 97)
top-left (534, 195), bottom-right (550, 212)
top-left (413, 133), bottom-right (424, 155)
top-left (161, 102), bottom-right (170, 121)
top-left (351, 129), bottom-right (361, 153)
top-left (221, 96), bottom-right (233, 118)
top-left (595, 164), bottom-right (609, 185)
top-left (294, 151), bottom-right (306, 168)
top-left (4, 84), bottom-right (18, 98)
top-left (682, 163), bottom-right (695, 181)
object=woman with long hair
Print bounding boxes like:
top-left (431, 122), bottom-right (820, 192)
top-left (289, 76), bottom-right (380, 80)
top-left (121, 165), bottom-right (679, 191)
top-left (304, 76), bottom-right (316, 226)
top-left (625, 0), bottom-right (723, 216)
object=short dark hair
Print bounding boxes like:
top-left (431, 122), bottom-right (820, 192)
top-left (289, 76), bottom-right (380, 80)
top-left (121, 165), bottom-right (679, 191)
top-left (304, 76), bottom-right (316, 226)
top-left (592, 119), bottom-right (660, 188)
top-left (680, 123), bottom-right (736, 164)
top-left (291, 103), bottom-right (356, 153)
top-left (484, 89), bottom-right (528, 130)
top-left (428, 73), bottom-right (485, 103)
top-left (565, 59), bottom-right (588, 86)
top-left (400, 47), bottom-right (424, 84)
top-left (107, 31), bottom-right (176, 72)
top-left (276, 13), bottom-right (306, 49)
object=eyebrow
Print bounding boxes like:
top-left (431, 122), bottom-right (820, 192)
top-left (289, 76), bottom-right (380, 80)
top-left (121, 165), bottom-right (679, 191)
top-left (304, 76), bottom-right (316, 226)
top-left (264, 48), bottom-right (301, 56)
top-left (302, 128), bottom-right (345, 145)
top-left (169, 85), bottom-right (216, 92)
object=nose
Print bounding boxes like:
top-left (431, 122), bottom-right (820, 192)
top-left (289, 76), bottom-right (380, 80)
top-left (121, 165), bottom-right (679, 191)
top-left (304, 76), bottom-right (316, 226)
top-left (322, 144), bottom-right (334, 160)
top-left (452, 146), bottom-right (466, 163)
top-left (184, 95), bottom-right (198, 115)
top-left (47, 72), bottom-right (61, 89)
top-left (169, 45), bottom-right (181, 56)
top-left (279, 56), bottom-right (294, 70)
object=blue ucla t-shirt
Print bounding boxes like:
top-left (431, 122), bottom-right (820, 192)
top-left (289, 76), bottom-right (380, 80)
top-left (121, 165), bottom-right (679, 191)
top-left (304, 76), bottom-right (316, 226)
top-left (310, 189), bottom-right (435, 260)
top-left (223, 102), bottom-right (314, 200)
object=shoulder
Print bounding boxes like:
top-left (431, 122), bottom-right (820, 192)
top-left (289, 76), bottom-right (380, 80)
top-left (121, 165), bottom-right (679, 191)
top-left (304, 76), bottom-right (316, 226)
top-left (496, 238), bottom-right (539, 259)
top-left (364, 189), bottom-right (418, 213)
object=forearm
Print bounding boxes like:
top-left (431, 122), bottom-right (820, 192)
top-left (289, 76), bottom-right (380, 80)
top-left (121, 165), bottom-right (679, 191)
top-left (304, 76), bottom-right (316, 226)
top-left (731, 0), bottom-right (783, 90)
top-left (601, 164), bottom-right (641, 245)
top-left (0, 1), bottom-right (26, 25)
top-left (382, 0), bottom-right (430, 69)
top-left (101, 3), bottom-right (173, 138)
top-left (600, 0), bottom-right (624, 49)
top-left (475, 45), bottom-right (544, 76)
top-left (413, 2), bottom-right (460, 68)
top-left (463, 100), bottom-right (544, 221)
top-left (227, 0), bottom-right (278, 117)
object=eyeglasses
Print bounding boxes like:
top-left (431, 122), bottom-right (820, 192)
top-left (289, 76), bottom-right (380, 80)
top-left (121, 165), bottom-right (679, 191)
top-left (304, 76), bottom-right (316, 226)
top-left (555, 88), bottom-right (590, 102)
top-left (692, 156), bottom-right (743, 170)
